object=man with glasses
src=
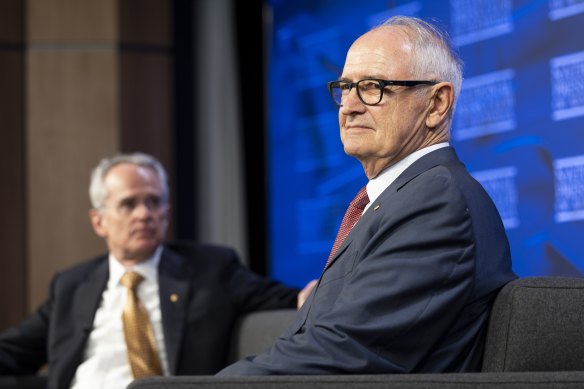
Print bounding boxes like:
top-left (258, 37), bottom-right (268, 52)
top-left (0, 152), bottom-right (312, 389)
top-left (219, 15), bottom-right (516, 375)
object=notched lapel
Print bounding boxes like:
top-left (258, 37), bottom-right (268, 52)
top-left (324, 203), bottom-right (376, 272)
top-left (393, 146), bottom-right (456, 192)
top-left (158, 248), bottom-right (191, 375)
top-left (324, 149), bottom-right (458, 273)
top-left (54, 260), bottom-right (108, 389)
top-left (73, 260), bottom-right (109, 335)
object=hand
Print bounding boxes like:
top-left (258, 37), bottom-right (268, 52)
top-left (297, 279), bottom-right (318, 310)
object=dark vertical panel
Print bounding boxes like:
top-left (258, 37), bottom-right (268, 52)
top-left (118, 0), bottom-right (177, 238)
top-left (0, 0), bottom-right (26, 330)
top-left (173, 0), bottom-right (197, 240)
top-left (118, 50), bottom-right (174, 178)
top-left (234, 0), bottom-right (267, 275)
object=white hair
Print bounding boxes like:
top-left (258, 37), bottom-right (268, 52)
top-left (377, 16), bottom-right (464, 118)
top-left (89, 152), bottom-right (169, 210)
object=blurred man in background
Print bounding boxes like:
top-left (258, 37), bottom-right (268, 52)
top-left (0, 152), bottom-right (310, 389)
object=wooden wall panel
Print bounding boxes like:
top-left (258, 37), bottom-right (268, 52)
top-left (0, 0), bottom-right (25, 331)
top-left (119, 0), bottom-right (175, 235)
top-left (0, 0), bottom-right (24, 42)
top-left (120, 51), bottom-right (174, 202)
top-left (26, 50), bottom-right (119, 309)
top-left (0, 52), bottom-right (26, 330)
top-left (119, 0), bottom-right (172, 46)
top-left (23, 0), bottom-right (175, 312)
top-left (28, 0), bottom-right (117, 43)
top-left (0, 0), bottom-right (175, 327)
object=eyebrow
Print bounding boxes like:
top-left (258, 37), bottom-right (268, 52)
top-left (337, 75), bottom-right (386, 82)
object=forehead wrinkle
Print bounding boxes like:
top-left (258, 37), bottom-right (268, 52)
top-left (342, 51), bottom-right (391, 79)
top-left (103, 165), bottom-right (161, 203)
top-left (342, 27), bottom-right (414, 80)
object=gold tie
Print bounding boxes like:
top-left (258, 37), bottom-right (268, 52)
top-left (120, 271), bottom-right (163, 379)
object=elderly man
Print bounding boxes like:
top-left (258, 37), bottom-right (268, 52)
top-left (0, 152), bottom-right (308, 389)
top-left (218, 15), bottom-right (516, 375)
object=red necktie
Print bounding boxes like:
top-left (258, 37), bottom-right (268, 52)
top-left (324, 186), bottom-right (369, 270)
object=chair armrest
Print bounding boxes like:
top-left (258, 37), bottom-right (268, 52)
top-left (0, 376), bottom-right (47, 389)
top-left (128, 372), bottom-right (584, 389)
top-left (228, 309), bottom-right (297, 363)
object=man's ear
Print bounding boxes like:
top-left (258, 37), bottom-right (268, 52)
top-left (89, 209), bottom-right (108, 239)
top-left (160, 205), bottom-right (171, 232)
top-left (425, 82), bottom-right (454, 129)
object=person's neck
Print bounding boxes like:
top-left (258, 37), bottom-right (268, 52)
top-left (360, 139), bottom-right (450, 179)
top-left (113, 250), bottom-right (157, 270)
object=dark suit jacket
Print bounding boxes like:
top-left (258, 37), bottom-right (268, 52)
top-left (0, 241), bottom-right (299, 389)
top-left (219, 147), bottom-right (517, 375)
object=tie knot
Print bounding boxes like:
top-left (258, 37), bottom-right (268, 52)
top-left (351, 186), bottom-right (369, 210)
top-left (121, 271), bottom-right (144, 290)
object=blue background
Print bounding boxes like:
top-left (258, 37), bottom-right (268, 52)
top-left (267, 0), bottom-right (584, 287)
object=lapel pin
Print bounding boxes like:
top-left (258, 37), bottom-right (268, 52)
top-left (170, 293), bottom-right (179, 303)
top-left (374, 204), bottom-right (381, 211)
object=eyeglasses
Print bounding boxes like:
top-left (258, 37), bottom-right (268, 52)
top-left (101, 195), bottom-right (168, 216)
top-left (327, 79), bottom-right (438, 107)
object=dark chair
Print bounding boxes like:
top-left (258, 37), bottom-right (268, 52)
top-left (482, 276), bottom-right (584, 372)
top-left (9, 277), bottom-right (584, 389)
top-left (228, 308), bottom-right (298, 363)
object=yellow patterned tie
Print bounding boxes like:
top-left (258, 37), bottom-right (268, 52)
top-left (120, 271), bottom-right (163, 379)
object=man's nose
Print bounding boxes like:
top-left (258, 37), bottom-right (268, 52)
top-left (340, 87), bottom-right (365, 114)
top-left (134, 201), bottom-right (153, 217)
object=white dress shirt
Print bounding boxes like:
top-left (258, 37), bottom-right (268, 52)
top-left (364, 143), bottom-right (450, 213)
top-left (70, 247), bottom-right (169, 389)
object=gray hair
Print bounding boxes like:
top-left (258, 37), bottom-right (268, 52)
top-left (89, 152), bottom-right (169, 210)
top-left (376, 16), bottom-right (463, 118)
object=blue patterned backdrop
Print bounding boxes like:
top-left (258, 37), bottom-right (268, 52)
top-left (267, 0), bottom-right (584, 287)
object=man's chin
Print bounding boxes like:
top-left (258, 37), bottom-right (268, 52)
top-left (343, 143), bottom-right (358, 156)
top-left (343, 144), bottom-right (368, 160)
top-left (127, 242), bottom-right (160, 261)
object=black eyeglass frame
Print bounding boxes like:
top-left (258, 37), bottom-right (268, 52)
top-left (326, 79), bottom-right (438, 107)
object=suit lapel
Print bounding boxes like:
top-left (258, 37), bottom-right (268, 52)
top-left (323, 147), bottom-right (460, 272)
top-left (63, 257), bottom-right (108, 385)
top-left (158, 247), bottom-right (191, 374)
top-left (390, 146), bottom-right (458, 192)
top-left (72, 258), bottom-right (109, 334)
top-left (323, 202), bottom-right (375, 271)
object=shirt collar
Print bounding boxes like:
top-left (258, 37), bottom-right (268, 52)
top-left (366, 143), bottom-right (449, 207)
top-left (108, 245), bottom-right (163, 288)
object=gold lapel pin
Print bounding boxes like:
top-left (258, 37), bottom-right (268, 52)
top-left (374, 204), bottom-right (381, 211)
top-left (170, 293), bottom-right (179, 303)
